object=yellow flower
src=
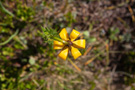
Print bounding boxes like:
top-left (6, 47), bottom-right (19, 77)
top-left (54, 28), bottom-right (86, 60)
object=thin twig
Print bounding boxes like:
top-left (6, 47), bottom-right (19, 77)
top-left (67, 58), bottom-right (81, 72)
top-left (105, 0), bottom-right (130, 10)
top-left (32, 79), bottom-right (40, 87)
top-left (84, 50), bottom-right (105, 65)
top-left (83, 46), bottom-right (92, 56)
top-left (116, 17), bottom-right (127, 26)
top-left (105, 43), bottom-right (109, 65)
top-left (128, 5), bottom-right (135, 22)
top-left (109, 51), bottom-right (129, 54)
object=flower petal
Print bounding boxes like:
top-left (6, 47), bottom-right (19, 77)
top-left (70, 29), bottom-right (80, 41)
top-left (58, 47), bottom-right (69, 60)
top-left (54, 41), bottom-right (64, 49)
top-left (59, 28), bottom-right (69, 41)
top-left (73, 39), bottom-right (86, 49)
top-left (71, 46), bottom-right (82, 59)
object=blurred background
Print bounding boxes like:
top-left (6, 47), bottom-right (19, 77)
top-left (0, 0), bottom-right (135, 90)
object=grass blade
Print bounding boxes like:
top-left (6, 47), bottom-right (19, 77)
top-left (0, 1), bottom-right (14, 17)
top-left (0, 30), bottom-right (19, 46)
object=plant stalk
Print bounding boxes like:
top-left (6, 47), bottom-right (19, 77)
top-left (53, 37), bottom-right (68, 45)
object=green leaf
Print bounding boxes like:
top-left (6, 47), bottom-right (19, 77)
top-left (113, 28), bottom-right (120, 34)
top-left (0, 1), bottom-right (14, 17)
top-left (29, 56), bottom-right (35, 65)
top-left (83, 31), bottom-right (89, 37)
top-left (87, 37), bottom-right (96, 43)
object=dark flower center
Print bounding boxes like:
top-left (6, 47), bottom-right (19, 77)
top-left (67, 41), bottom-right (73, 46)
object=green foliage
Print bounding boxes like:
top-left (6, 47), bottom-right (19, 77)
top-left (65, 12), bottom-right (76, 27)
top-left (0, 15), bottom-right (14, 27)
top-left (83, 31), bottom-right (96, 43)
top-left (120, 33), bottom-right (132, 42)
top-left (40, 27), bottom-right (59, 45)
top-left (15, 1), bottom-right (35, 21)
top-left (89, 81), bottom-right (96, 90)
top-left (109, 27), bottom-right (120, 41)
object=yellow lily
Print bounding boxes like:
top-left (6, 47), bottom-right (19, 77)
top-left (54, 28), bottom-right (86, 60)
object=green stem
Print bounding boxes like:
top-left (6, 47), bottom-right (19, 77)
top-left (53, 37), bottom-right (68, 45)
top-left (0, 29), bottom-right (19, 46)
